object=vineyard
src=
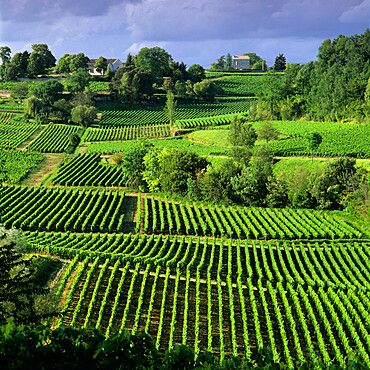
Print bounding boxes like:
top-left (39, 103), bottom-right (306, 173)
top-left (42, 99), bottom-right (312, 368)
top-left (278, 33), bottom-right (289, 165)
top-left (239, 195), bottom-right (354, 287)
top-left (85, 137), bottom-right (229, 156)
top-left (0, 113), bottom-right (40, 149)
top-left (51, 153), bottom-right (130, 187)
top-left (267, 122), bottom-right (370, 158)
top-left (0, 187), bottom-right (361, 239)
top-left (26, 232), bottom-right (370, 366)
top-left (187, 121), bottom-right (370, 159)
top-left (28, 124), bottom-right (81, 153)
top-left (99, 101), bottom-right (253, 127)
top-left (82, 124), bottom-right (171, 142)
top-left (0, 100), bottom-right (25, 111)
top-left (0, 186), bottom-right (127, 233)
top-left (212, 75), bottom-right (266, 96)
top-left (138, 195), bottom-right (360, 239)
top-left (0, 150), bottom-right (44, 183)
top-left (2, 66), bottom-right (370, 367)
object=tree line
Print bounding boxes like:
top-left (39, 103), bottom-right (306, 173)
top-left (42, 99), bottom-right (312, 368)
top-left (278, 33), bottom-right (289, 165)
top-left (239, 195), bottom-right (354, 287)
top-left (250, 29), bottom-right (370, 123)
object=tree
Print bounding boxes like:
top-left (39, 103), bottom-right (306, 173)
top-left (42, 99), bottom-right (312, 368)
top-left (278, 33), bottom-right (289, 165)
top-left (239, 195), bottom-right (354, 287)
top-left (55, 53), bottom-right (89, 74)
top-left (0, 227), bottom-right (48, 325)
top-left (9, 51), bottom-right (29, 78)
top-left (193, 80), bottom-right (222, 101)
top-left (231, 146), bottom-right (274, 206)
top-left (1, 63), bottom-right (17, 81)
top-left (0, 46), bottom-right (11, 65)
top-left (69, 53), bottom-right (90, 72)
top-left (174, 81), bottom-right (187, 98)
top-left (228, 115), bottom-right (257, 165)
top-left (125, 53), bottom-right (134, 67)
top-left (274, 53), bottom-right (287, 71)
top-left (225, 53), bottom-right (233, 70)
top-left (306, 132), bottom-right (322, 163)
top-left (187, 64), bottom-right (205, 83)
top-left (69, 133), bottom-right (81, 147)
top-left (257, 121), bottom-right (280, 143)
top-left (24, 96), bottom-right (46, 119)
top-left (312, 158), bottom-right (358, 210)
top-left (28, 44), bottom-right (56, 75)
top-left (70, 105), bottom-right (97, 127)
top-left (198, 159), bottom-right (240, 203)
top-left (216, 55), bottom-right (225, 69)
top-left (30, 80), bottom-right (64, 105)
top-left (120, 68), bottom-right (155, 105)
top-left (10, 82), bottom-right (28, 100)
top-left (55, 54), bottom-right (73, 74)
top-left (94, 56), bottom-right (108, 75)
top-left (157, 149), bottom-right (209, 194)
top-left (71, 87), bottom-right (95, 107)
top-left (135, 47), bottom-right (173, 78)
top-left (242, 52), bottom-right (262, 66)
top-left (52, 99), bottom-right (73, 122)
top-left (164, 90), bottom-right (177, 127)
top-left (253, 58), bottom-right (267, 71)
top-left (121, 141), bottom-right (153, 188)
top-left (26, 53), bottom-right (44, 78)
top-left (170, 61), bottom-right (187, 83)
top-left (66, 68), bottom-right (91, 92)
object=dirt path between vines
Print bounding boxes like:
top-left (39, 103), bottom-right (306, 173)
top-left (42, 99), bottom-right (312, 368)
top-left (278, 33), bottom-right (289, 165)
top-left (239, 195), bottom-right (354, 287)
top-left (22, 153), bottom-right (65, 186)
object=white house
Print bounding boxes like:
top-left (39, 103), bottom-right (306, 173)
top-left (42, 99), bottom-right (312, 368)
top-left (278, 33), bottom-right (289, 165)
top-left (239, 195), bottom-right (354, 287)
top-left (232, 55), bottom-right (250, 70)
top-left (87, 59), bottom-right (124, 75)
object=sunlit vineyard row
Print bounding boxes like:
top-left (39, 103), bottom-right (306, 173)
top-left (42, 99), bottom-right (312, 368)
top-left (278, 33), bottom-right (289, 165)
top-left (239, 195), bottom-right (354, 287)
top-left (82, 124), bottom-right (171, 142)
top-left (0, 113), bottom-right (39, 149)
top-left (0, 150), bottom-right (44, 183)
top-left (25, 232), bottom-right (370, 365)
top-left (51, 153), bottom-right (130, 187)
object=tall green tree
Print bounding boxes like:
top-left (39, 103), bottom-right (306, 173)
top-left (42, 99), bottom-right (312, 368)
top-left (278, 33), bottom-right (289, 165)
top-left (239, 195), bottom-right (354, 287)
top-left (24, 96), bottom-right (46, 119)
top-left (94, 56), bottom-right (108, 75)
top-left (120, 68), bottom-right (155, 105)
top-left (257, 121), bottom-right (280, 143)
top-left (187, 64), bottom-right (205, 83)
top-left (28, 44), bottom-right (56, 75)
top-left (10, 82), bottom-right (28, 100)
top-left (30, 80), bottom-right (64, 105)
top-left (306, 132), bottom-right (322, 163)
top-left (26, 53), bottom-right (44, 78)
top-left (225, 53), bottom-right (233, 70)
top-left (0, 227), bottom-right (47, 325)
top-left (312, 158), bottom-right (359, 210)
top-left (164, 90), bottom-right (177, 127)
top-left (193, 79), bottom-right (222, 101)
top-left (135, 47), bottom-right (172, 78)
top-left (71, 105), bottom-right (97, 127)
top-left (56, 53), bottom-right (89, 74)
top-left (66, 68), bottom-right (91, 92)
top-left (10, 51), bottom-right (29, 78)
top-left (216, 55), bottom-right (225, 69)
top-left (274, 53), bottom-right (287, 70)
top-left (0, 46), bottom-right (11, 65)
top-left (228, 115), bottom-right (257, 165)
top-left (231, 146), bottom-right (274, 206)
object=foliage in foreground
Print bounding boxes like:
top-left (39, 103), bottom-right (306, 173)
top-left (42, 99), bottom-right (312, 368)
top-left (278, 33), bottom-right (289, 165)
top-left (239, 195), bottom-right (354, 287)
top-left (0, 320), bottom-right (366, 369)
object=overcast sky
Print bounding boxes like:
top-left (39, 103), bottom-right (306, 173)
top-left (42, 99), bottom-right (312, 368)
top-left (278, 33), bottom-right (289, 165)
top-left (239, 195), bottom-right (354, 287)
top-left (1, 0), bottom-right (369, 68)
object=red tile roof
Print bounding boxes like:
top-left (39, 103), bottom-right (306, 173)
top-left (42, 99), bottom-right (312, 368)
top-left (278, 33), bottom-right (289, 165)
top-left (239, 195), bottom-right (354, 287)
top-left (232, 55), bottom-right (250, 60)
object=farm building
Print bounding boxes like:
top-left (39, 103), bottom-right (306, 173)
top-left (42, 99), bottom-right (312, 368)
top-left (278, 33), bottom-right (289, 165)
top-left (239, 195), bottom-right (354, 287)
top-left (88, 58), bottom-right (123, 75)
top-left (232, 55), bottom-right (251, 70)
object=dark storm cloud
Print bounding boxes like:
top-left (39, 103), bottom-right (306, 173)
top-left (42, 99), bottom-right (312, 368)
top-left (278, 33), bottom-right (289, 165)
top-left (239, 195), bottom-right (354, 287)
top-left (125, 0), bottom-right (369, 42)
top-left (1, 0), bottom-right (369, 67)
top-left (0, 0), bottom-right (140, 22)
